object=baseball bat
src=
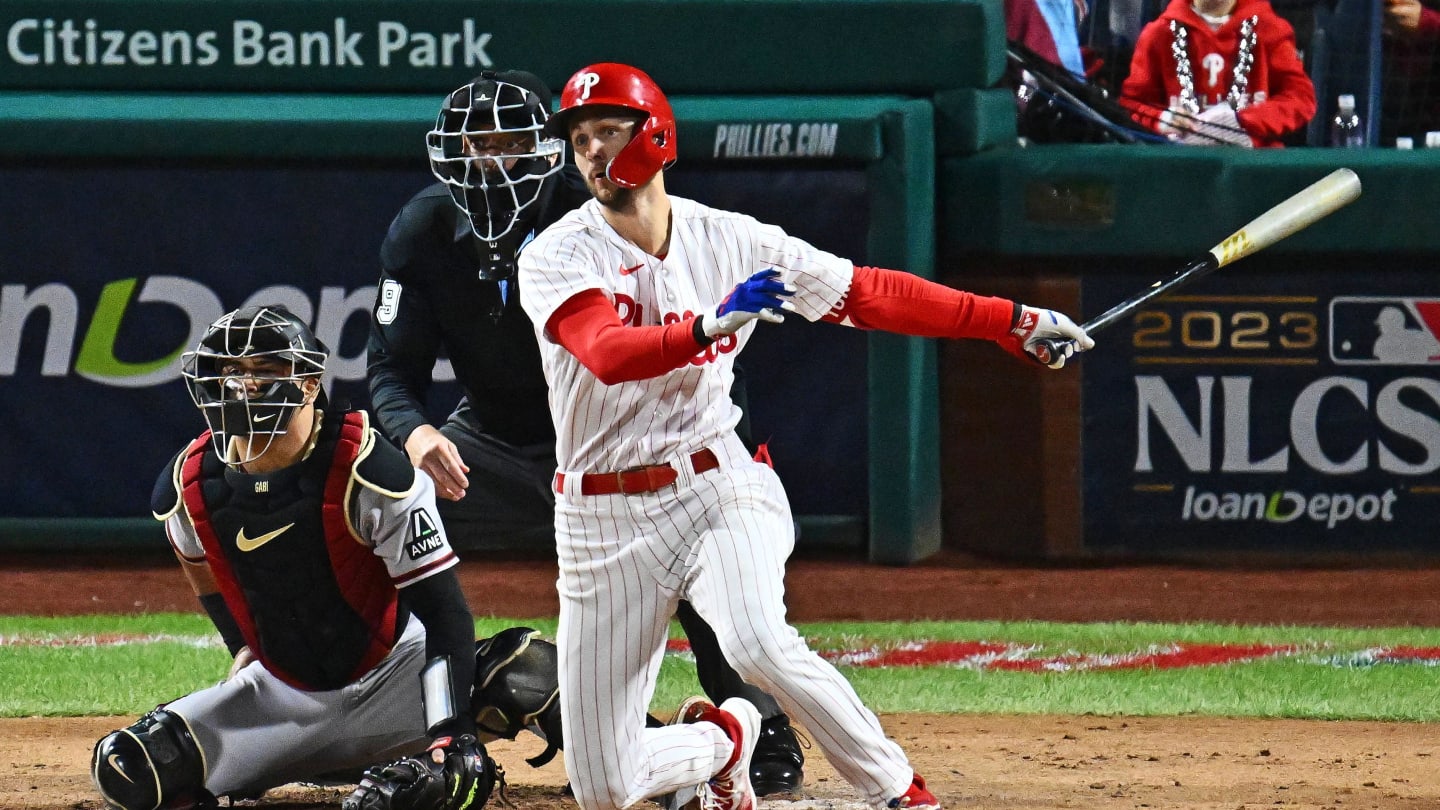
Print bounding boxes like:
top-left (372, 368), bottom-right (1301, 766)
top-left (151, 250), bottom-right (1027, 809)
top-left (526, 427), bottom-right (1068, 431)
top-left (1032, 167), bottom-right (1363, 364)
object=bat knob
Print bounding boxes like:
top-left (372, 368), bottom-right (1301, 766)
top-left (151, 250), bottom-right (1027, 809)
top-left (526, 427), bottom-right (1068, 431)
top-left (1029, 337), bottom-right (1068, 367)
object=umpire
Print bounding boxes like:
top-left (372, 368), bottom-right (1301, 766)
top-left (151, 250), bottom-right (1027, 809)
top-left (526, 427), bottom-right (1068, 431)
top-left (365, 69), bottom-right (805, 796)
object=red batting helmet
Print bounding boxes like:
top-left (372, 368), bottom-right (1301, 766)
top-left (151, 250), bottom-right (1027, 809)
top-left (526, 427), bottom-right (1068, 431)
top-left (544, 62), bottom-right (677, 188)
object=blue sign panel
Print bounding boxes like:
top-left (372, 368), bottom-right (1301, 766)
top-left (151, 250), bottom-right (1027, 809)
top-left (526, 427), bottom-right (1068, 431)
top-left (1081, 256), bottom-right (1440, 552)
top-left (0, 162), bottom-right (868, 521)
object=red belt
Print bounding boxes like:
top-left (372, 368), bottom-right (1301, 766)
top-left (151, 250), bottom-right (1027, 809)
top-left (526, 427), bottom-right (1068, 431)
top-left (555, 448), bottom-right (720, 496)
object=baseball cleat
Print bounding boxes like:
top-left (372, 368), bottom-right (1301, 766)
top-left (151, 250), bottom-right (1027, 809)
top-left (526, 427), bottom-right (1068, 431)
top-left (887, 772), bottom-right (940, 809)
top-left (681, 697), bottom-right (761, 810)
top-left (673, 695), bottom-right (714, 726)
top-left (654, 697), bottom-right (709, 810)
top-left (749, 713), bottom-right (806, 797)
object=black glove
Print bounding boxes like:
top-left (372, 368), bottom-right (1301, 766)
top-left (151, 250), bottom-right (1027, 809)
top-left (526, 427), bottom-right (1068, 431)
top-left (343, 735), bottom-right (501, 810)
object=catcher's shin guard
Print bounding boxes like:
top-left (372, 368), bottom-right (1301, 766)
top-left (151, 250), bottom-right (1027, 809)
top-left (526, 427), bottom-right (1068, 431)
top-left (92, 709), bottom-right (215, 810)
top-left (472, 627), bottom-right (563, 766)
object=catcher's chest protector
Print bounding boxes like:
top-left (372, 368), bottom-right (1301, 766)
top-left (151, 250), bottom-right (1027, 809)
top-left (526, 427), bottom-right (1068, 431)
top-left (181, 411), bottom-right (400, 691)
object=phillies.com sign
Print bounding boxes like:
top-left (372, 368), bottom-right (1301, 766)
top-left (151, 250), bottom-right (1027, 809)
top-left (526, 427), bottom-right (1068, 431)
top-left (1082, 267), bottom-right (1440, 553)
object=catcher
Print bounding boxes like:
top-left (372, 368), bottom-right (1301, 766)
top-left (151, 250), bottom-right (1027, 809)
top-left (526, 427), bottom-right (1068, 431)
top-left (91, 305), bottom-right (499, 810)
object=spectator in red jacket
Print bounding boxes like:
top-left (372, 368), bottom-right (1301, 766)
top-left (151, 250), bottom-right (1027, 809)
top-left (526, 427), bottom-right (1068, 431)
top-left (1121, 0), bottom-right (1317, 146)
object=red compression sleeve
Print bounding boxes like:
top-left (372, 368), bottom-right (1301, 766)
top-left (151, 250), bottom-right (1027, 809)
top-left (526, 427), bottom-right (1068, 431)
top-left (545, 289), bottom-right (709, 384)
top-left (824, 266), bottom-right (1017, 340)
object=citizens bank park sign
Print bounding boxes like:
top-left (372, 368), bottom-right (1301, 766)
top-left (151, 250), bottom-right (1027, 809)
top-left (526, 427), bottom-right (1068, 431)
top-left (2, 14), bottom-right (494, 79)
top-left (1081, 264), bottom-right (1440, 553)
top-left (0, 2), bottom-right (981, 94)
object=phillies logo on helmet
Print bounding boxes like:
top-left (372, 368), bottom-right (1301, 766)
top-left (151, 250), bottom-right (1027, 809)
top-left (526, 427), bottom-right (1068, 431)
top-left (576, 71), bottom-right (601, 100)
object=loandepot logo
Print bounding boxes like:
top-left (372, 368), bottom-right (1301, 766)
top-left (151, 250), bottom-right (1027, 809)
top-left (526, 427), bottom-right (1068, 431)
top-left (0, 277), bottom-right (381, 388)
top-left (1181, 485), bottom-right (1398, 529)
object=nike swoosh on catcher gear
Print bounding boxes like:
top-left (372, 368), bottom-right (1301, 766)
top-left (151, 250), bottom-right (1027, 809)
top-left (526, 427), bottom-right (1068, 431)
top-left (106, 754), bottom-right (133, 784)
top-left (236, 522), bottom-right (295, 552)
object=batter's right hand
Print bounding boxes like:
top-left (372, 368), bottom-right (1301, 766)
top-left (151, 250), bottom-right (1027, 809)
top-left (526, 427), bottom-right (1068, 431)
top-left (702, 268), bottom-right (797, 338)
top-left (405, 425), bottom-right (470, 501)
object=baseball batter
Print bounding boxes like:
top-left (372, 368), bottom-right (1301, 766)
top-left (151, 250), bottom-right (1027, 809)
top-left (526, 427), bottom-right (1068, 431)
top-left (367, 69), bottom-right (806, 794)
top-left (517, 63), bottom-right (1093, 810)
top-left (90, 306), bottom-right (497, 810)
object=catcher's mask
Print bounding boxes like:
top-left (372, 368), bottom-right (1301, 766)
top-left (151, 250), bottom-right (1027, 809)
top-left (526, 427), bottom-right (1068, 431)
top-left (428, 69), bottom-right (565, 268)
top-left (545, 62), bottom-right (677, 189)
top-left (181, 305), bottom-right (328, 467)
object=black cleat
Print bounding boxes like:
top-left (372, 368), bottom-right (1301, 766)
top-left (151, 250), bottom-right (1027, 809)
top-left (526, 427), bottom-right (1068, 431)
top-left (749, 713), bottom-right (806, 797)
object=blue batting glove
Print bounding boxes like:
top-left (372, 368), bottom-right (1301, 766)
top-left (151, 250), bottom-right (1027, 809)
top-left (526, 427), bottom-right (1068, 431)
top-left (702, 269), bottom-right (797, 337)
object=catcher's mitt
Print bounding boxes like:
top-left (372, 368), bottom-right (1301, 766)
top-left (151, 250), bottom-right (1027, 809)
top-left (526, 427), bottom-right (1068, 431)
top-left (343, 735), bottom-right (502, 810)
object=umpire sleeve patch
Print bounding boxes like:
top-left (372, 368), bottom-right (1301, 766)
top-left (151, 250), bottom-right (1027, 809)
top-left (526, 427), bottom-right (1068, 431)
top-left (406, 508), bottom-right (443, 559)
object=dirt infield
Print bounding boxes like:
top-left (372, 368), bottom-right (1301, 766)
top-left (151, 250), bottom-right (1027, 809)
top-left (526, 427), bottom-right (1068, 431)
top-left (4, 550), bottom-right (1439, 810)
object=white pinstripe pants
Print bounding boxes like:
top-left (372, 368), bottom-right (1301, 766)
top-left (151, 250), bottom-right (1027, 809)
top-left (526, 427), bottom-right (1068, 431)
top-left (554, 434), bottom-right (914, 810)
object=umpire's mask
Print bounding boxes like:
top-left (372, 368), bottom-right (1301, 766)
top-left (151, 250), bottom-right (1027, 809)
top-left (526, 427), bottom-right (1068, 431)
top-left (427, 70), bottom-right (565, 277)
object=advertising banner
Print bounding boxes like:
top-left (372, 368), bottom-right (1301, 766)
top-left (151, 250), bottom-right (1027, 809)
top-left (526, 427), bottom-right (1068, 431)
top-left (1082, 256), bottom-right (1440, 552)
top-left (0, 162), bottom-right (868, 521)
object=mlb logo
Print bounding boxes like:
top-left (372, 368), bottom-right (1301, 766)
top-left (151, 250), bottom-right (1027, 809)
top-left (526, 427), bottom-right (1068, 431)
top-left (1329, 296), bottom-right (1440, 365)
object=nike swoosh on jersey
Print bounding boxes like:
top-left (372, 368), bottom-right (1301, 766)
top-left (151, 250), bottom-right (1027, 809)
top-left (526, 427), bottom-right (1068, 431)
top-left (619, 263), bottom-right (645, 275)
top-left (235, 522), bottom-right (295, 552)
top-left (108, 753), bottom-right (134, 783)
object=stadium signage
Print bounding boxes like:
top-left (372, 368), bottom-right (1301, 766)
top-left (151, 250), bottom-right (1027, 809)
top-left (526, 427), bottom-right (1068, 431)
top-left (0, 277), bottom-right (382, 387)
top-left (4, 17), bottom-right (492, 70)
top-left (0, 2), bottom-right (992, 94)
top-left (1081, 269), bottom-right (1440, 552)
top-left (711, 122), bottom-right (840, 159)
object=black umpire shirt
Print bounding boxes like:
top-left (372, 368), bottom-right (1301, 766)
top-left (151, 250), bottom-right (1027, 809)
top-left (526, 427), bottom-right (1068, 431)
top-left (367, 168), bottom-right (591, 449)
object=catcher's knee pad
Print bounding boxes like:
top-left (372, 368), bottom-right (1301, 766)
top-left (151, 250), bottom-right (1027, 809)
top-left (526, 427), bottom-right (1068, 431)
top-left (92, 708), bottom-right (212, 810)
top-left (473, 626), bottom-right (563, 766)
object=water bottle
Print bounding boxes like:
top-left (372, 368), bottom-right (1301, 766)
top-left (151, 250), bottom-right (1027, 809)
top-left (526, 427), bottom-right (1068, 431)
top-left (1329, 94), bottom-right (1365, 148)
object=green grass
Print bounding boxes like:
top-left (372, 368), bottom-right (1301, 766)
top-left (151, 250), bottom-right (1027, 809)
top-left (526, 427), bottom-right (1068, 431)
top-left (3, 614), bottom-right (1438, 721)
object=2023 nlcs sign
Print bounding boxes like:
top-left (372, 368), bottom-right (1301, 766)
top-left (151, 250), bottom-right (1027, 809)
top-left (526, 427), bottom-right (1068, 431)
top-left (1080, 262), bottom-right (1440, 554)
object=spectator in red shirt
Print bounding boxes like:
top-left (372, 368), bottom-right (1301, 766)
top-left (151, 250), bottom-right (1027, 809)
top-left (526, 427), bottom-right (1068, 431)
top-left (1121, 0), bottom-right (1317, 146)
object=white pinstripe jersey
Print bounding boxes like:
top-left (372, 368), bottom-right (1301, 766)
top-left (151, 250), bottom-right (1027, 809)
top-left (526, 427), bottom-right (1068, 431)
top-left (519, 195), bottom-right (853, 473)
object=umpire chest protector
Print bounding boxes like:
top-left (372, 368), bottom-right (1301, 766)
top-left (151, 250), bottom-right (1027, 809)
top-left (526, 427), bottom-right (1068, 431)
top-left (179, 410), bottom-right (403, 691)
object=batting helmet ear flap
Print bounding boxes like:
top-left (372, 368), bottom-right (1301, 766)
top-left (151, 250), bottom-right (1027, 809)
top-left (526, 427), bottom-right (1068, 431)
top-left (606, 114), bottom-right (677, 189)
